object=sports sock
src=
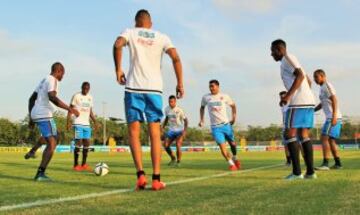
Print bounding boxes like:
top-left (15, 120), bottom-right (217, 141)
top-left (286, 156), bottom-right (291, 163)
top-left (152, 174), bottom-right (160, 181)
top-left (232, 155), bottom-right (238, 161)
top-left (165, 147), bottom-right (175, 160)
top-left (334, 157), bottom-right (342, 166)
top-left (287, 138), bottom-right (301, 176)
top-left (301, 138), bottom-right (314, 175)
top-left (322, 158), bottom-right (329, 166)
top-left (230, 144), bottom-right (237, 156)
top-left (82, 147), bottom-right (89, 166)
top-left (37, 166), bottom-right (46, 175)
top-left (137, 170), bottom-right (145, 179)
top-left (74, 146), bottom-right (80, 166)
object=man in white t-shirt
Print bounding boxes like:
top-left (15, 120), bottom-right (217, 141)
top-left (27, 62), bottom-right (79, 181)
top-left (313, 69), bottom-right (343, 170)
top-left (67, 82), bottom-right (98, 172)
top-left (199, 80), bottom-right (240, 171)
top-left (113, 9), bottom-right (184, 191)
top-left (271, 39), bottom-right (316, 180)
top-left (162, 95), bottom-right (188, 166)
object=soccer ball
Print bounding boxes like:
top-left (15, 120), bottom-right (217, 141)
top-left (94, 162), bottom-right (109, 176)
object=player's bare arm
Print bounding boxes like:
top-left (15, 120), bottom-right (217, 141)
top-left (280, 68), bottom-right (305, 106)
top-left (90, 108), bottom-right (98, 130)
top-left (230, 104), bottom-right (236, 125)
top-left (66, 105), bottom-right (74, 131)
top-left (329, 95), bottom-right (338, 125)
top-left (113, 36), bottom-right (127, 85)
top-left (166, 48), bottom-right (184, 99)
top-left (48, 91), bottom-right (79, 117)
top-left (199, 106), bottom-right (205, 127)
top-left (162, 116), bottom-right (169, 130)
top-left (183, 118), bottom-right (188, 136)
top-left (28, 92), bottom-right (38, 128)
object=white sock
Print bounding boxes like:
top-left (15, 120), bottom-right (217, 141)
top-left (228, 159), bottom-right (235, 166)
top-left (232, 156), bottom-right (238, 161)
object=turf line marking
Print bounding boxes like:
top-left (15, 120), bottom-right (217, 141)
top-left (0, 163), bottom-right (282, 212)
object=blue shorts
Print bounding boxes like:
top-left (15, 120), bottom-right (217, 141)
top-left (36, 119), bottom-right (57, 138)
top-left (322, 119), bottom-right (342, 139)
top-left (211, 124), bottom-right (235, 145)
top-left (74, 125), bottom-right (92, 140)
top-left (166, 130), bottom-right (183, 140)
top-left (125, 92), bottom-right (163, 123)
top-left (284, 108), bottom-right (314, 129)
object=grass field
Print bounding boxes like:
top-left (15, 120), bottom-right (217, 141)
top-left (0, 150), bottom-right (359, 215)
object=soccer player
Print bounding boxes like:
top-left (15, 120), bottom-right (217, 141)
top-left (67, 82), bottom-right (98, 171)
top-left (271, 39), bottom-right (317, 180)
top-left (199, 80), bottom-right (240, 171)
top-left (313, 69), bottom-right (343, 170)
top-left (28, 62), bottom-right (79, 181)
top-left (162, 95), bottom-right (188, 167)
top-left (113, 9), bottom-right (184, 191)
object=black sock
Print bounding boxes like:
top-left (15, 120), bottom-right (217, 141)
top-left (286, 156), bottom-right (291, 163)
top-left (323, 158), bottom-right (329, 166)
top-left (230, 144), bottom-right (237, 156)
top-left (287, 140), bottom-right (301, 175)
top-left (165, 147), bottom-right (175, 160)
top-left (152, 174), bottom-right (160, 181)
top-left (137, 170), bottom-right (145, 179)
top-left (37, 167), bottom-right (46, 174)
top-left (82, 147), bottom-right (89, 166)
top-left (74, 147), bottom-right (80, 166)
top-left (334, 157), bottom-right (341, 166)
top-left (302, 140), bottom-right (314, 175)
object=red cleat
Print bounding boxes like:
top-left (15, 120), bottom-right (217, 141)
top-left (82, 164), bottom-right (92, 172)
top-left (152, 180), bottom-right (166, 191)
top-left (234, 160), bottom-right (241, 170)
top-left (73, 165), bottom-right (83, 171)
top-left (229, 165), bottom-right (238, 171)
top-left (136, 175), bottom-right (147, 191)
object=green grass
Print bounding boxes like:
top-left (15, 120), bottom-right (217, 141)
top-left (0, 150), bottom-right (359, 215)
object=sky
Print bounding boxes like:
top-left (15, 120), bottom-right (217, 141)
top-left (0, 0), bottom-right (359, 127)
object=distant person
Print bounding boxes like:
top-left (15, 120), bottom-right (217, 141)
top-left (67, 82), bottom-right (98, 171)
top-left (313, 69), bottom-right (343, 170)
top-left (113, 9), bottom-right (184, 191)
top-left (162, 95), bottom-right (188, 167)
top-left (199, 80), bottom-right (240, 171)
top-left (271, 39), bottom-right (316, 180)
top-left (27, 62), bottom-right (79, 181)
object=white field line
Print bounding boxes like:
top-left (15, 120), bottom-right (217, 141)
top-left (0, 163), bottom-right (282, 212)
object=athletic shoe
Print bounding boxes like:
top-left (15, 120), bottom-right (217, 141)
top-left (330, 164), bottom-right (343, 170)
top-left (73, 165), bottom-right (83, 171)
top-left (34, 172), bottom-right (51, 181)
top-left (315, 165), bottom-right (330, 171)
top-left (81, 164), bottom-right (92, 172)
top-left (168, 160), bottom-right (176, 166)
top-left (304, 173), bottom-right (317, 179)
top-left (234, 160), bottom-right (241, 170)
top-left (136, 175), bottom-right (147, 191)
top-left (284, 173), bottom-right (304, 180)
top-left (152, 180), bottom-right (166, 191)
top-left (229, 165), bottom-right (238, 171)
top-left (24, 151), bottom-right (36, 160)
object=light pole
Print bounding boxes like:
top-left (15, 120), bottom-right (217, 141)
top-left (102, 102), bottom-right (107, 146)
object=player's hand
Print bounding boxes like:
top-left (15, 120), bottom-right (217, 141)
top-left (116, 69), bottom-right (126, 85)
top-left (70, 108), bottom-right (80, 117)
top-left (28, 119), bottom-right (35, 129)
top-left (279, 94), bottom-right (290, 107)
top-left (230, 119), bottom-right (235, 125)
top-left (331, 118), bottom-right (337, 126)
top-left (198, 121), bottom-right (204, 127)
top-left (176, 84), bottom-right (184, 99)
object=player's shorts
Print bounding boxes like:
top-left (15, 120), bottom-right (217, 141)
top-left (125, 91), bottom-right (163, 123)
top-left (73, 125), bottom-right (92, 140)
top-left (211, 123), bottom-right (235, 145)
top-left (284, 107), bottom-right (314, 129)
top-left (36, 118), bottom-right (57, 138)
top-left (322, 119), bottom-right (342, 139)
top-left (165, 130), bottom-right (183, 140)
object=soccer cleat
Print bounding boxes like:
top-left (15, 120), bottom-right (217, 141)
top-left (24, 151), bottom-right (36, 160)
top-left (136, 175), bottom-right (147, 191)
top-left (229, 165), bottom-right (238, 171)
top-left (168, 160), bottom-right (176, 166)
top-left (81, 164), bottom-right (92, 172)
top-left (234, 160), bottom-right (241, 170)
top-left (34, 172), bottom-right (51, 181)
top-left (73, 165), bottom-right (83, 171)
top-left (315, 165), bottom-right (330, 171)
top-left (330, 164), bottom-right (343, 170)
top-left (304, 173), bottom-right (317, 179)
top-left (284, 173), bottom-right (304, 180)
top-left (152, 180), bottom-right (166, 191)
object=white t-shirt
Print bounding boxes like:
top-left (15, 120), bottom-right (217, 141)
top-left (201, 93), bottom-right (235, 126)
top-left (120, 27), bottom-right (175, 94)
top-left (319, 82), bottom-right (342, 119)
top-left (31, 75), bottom-right (59, 121)
top-left (70, 92), bottom-right (94, 126)
top-left (280, 53), bottom-right (315, 108)
top-left (165, 106), bottom-right (187, 131)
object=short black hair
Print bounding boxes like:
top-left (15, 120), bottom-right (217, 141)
top-left (135, 9), bottom-right (151, 21)
top-left (82, 81), bottom-right (90, 88)
top-left (51, 62), bottom-right (64, 72)
top-left (271, 39), bottom-right (286, 48)
top-left (279, 91), bottom-right (287, 96)
top-left (209, 79), bottom-right (220, 86)
top-left (314, 69), bottom-right (326, 76)
top-left (168, 95), bottom-right (176, 100)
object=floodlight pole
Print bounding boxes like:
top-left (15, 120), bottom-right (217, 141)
top-left (102, 102), bottom-right (107, 146)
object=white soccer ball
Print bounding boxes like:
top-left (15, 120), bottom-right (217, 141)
top-left (94, 162), bottom-right (109, 176)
